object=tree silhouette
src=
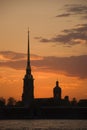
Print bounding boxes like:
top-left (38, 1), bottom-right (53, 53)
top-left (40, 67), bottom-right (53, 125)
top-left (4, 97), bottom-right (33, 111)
top-left (0, 97), bottom-right (6, 107)
top-left (15, 101), bottom-right (23, 107)
top-left (71, 97), bottom-right (77, 106)
top-left (7, 97), bottom-right (16, 107)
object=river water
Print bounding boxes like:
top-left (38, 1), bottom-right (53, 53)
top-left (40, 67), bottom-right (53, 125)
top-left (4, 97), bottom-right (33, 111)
top-left (0, 120), bottom-right (87, 130)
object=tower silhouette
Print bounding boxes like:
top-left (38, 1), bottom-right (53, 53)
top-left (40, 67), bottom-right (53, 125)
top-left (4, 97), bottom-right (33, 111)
top-left (22, 29), bottom-right (34, 107)
top-left (53, 80), bottom-right (61, 100)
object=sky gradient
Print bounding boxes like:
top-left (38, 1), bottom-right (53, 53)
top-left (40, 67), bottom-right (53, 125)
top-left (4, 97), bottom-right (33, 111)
top-left (0, 0), bottom-right (87, 101)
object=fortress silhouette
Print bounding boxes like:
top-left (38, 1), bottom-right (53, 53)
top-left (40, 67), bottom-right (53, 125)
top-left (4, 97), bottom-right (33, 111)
top-left (22, 29), bottom-right (69, 108)
top-left (0, 30), bottom-right (87, 119)
top-left (21, 30), bottom-right (87, 109)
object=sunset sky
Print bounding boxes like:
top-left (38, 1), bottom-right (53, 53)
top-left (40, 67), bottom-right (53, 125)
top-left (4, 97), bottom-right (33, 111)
top-left (0, 0), bottom-right (87, 101)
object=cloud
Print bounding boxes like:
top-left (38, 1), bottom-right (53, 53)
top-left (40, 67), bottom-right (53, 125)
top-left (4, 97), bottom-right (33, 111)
top-left (0, 51), bottom-right (26, 61)
top-left (56, 4), bottom-right (87, 19)
top-left (0, 51), bottom-right (26, 69)
top-left (0, 51), bottom-right (43, 62)
top-left (0, 51), bottom-right (87, 79)
top-left (66, 4), bottom-right (87, 14)
top-left (35, 24), bottom-right (87, 46)
top-left (56, 13), bottom-right (71, 17)
top-left (32, 55), bottom-right (87, 79)
top-left (0, 51), bottom-right (43, 69)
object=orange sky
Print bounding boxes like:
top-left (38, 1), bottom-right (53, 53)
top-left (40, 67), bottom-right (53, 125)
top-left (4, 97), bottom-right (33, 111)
top-left (0, 0), bottom-right (87, 101)
top-left (0, 66), bottom-right (87, 100)
top-left (0, 52), bottom-right (87, 101)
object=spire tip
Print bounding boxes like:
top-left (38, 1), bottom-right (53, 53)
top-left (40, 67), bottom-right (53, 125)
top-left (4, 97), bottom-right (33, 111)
top-left (28, 27), bottom-right (29, 30)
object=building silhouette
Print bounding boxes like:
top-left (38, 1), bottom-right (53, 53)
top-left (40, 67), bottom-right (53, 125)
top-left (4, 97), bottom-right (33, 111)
top-left (0, 30), bottom-right (87, 120)
top-left (53, 80), bottom-right (61, 100)
top-left (22, 29), bottom-right (34, 107)
top-left (21, 30), bottom-right (80, 108)
top-left (0, 30), bottom-right (87, 119)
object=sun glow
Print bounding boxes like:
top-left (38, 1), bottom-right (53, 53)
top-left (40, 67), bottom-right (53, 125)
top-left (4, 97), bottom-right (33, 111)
top-left (0, 65), bottom-right (86, 101)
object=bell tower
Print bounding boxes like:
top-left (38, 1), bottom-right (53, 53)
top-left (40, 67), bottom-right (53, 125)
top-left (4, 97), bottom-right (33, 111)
top-left (53, 80), bottom-right (61, 100)
top-left (22, 29), bottom-right (34, 107)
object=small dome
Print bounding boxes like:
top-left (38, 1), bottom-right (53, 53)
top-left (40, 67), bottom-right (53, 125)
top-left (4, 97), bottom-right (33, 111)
top-left (53, 80), bottom-right (62, 99)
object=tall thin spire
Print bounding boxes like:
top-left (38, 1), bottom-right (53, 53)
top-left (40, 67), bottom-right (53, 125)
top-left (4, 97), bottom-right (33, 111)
top-left (26, 28), bottom-right (31, 74)
top-left (22, 29), bottom-right (34, 107)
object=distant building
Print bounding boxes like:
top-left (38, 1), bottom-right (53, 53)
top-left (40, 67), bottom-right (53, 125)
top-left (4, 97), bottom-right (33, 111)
top-left (64, 96), bottom-right (69, 102)
top-left (53, 80), bottom-right (62, 100)
top-left (78, 99), bottom-right (87, 107)
top-left (22, 29), bottom-right (34, 107)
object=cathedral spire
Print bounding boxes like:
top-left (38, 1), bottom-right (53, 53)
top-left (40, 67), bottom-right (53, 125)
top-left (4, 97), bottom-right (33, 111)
top-left (26, 28), bottom-right (31, 74)
top-left (22, 29), bottom-right (34, 107)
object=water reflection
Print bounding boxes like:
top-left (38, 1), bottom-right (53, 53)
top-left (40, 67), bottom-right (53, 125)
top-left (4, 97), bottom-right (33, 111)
top-left (0, 120), bottom-right (86, 130)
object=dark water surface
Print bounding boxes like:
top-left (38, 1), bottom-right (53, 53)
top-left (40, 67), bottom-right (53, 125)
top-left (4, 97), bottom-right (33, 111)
top-left (0, 120), bottom-right (87, 130)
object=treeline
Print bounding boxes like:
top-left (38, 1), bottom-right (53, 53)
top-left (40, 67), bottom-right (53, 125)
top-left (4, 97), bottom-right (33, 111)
top-left (0, 97), bottom-right (23, 107)
top-left (0, 97), bottom-right (87, 108)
